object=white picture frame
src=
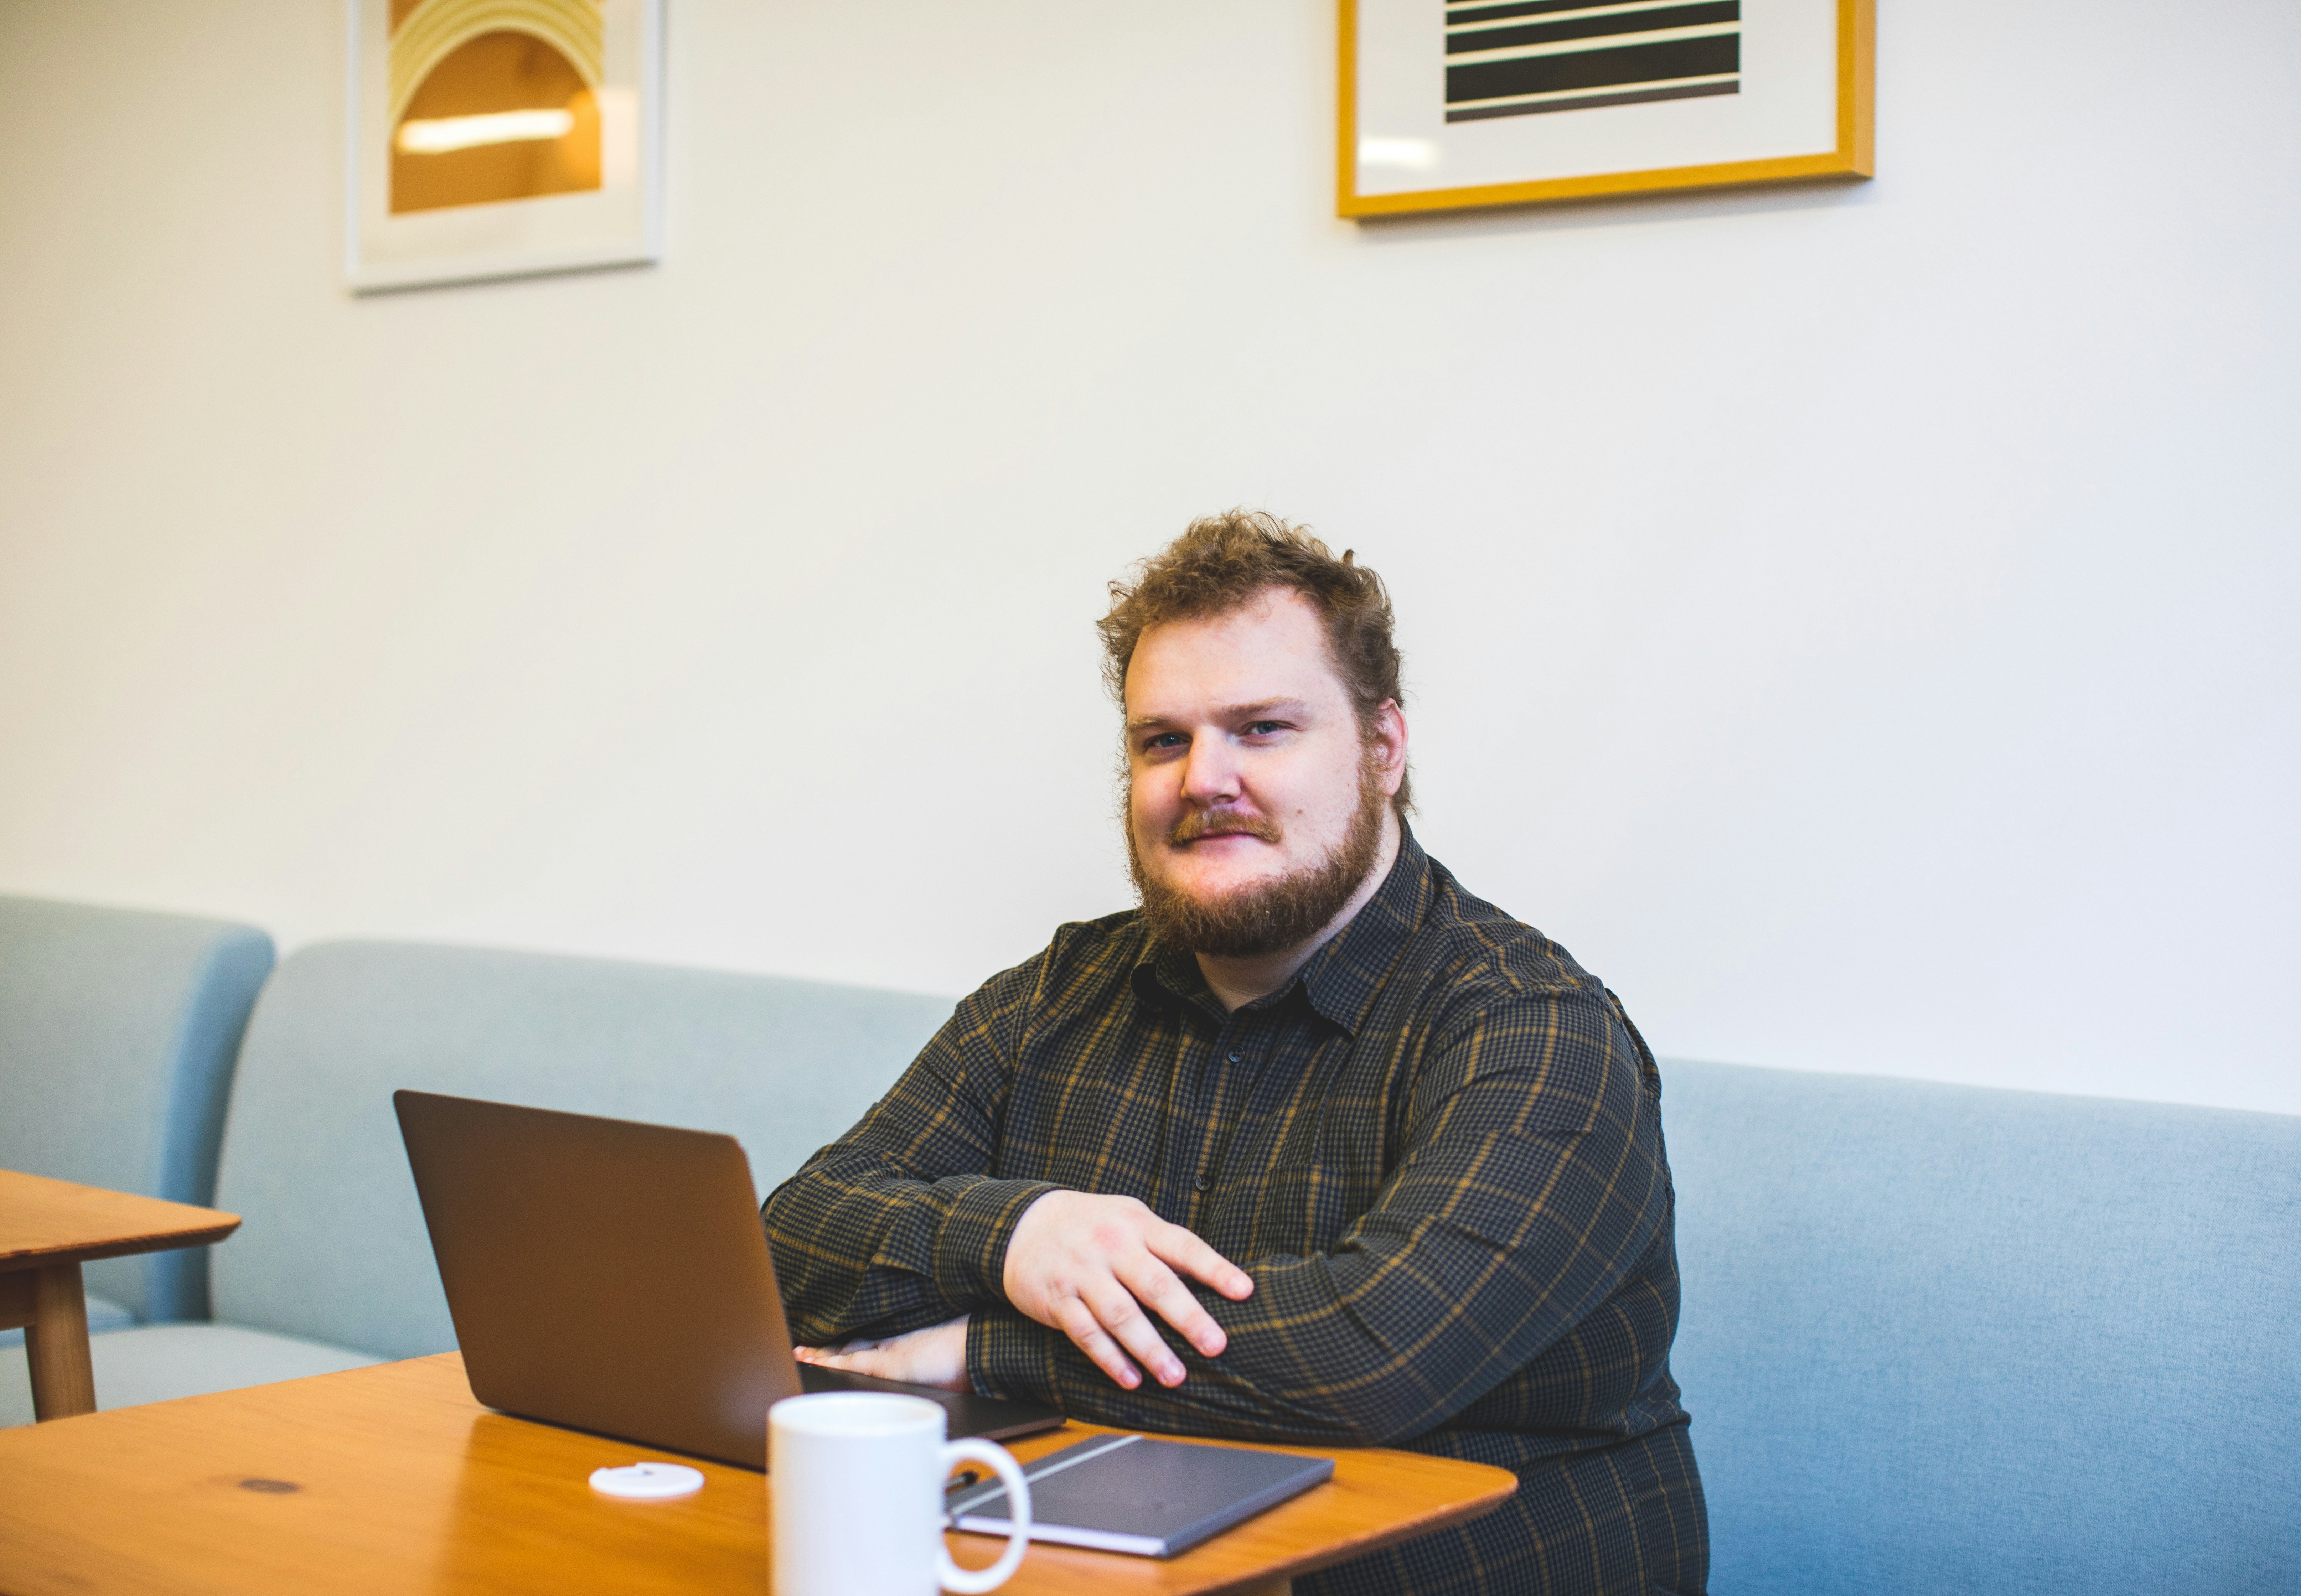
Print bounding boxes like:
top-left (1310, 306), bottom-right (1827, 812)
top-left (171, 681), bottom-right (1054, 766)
top-left (346, 0), bottom-right (663, 294)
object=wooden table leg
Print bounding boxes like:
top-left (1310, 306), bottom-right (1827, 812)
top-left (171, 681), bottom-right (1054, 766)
top-left (18, 1263), bottom-right (97, 1421)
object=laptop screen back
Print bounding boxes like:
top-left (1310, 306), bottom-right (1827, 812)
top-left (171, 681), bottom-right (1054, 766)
top-left (395, 1089), bottom-right (801, 1468)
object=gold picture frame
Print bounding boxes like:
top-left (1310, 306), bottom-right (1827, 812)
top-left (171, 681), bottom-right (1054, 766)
top-left (1340, 0), bottom-right (1873, 218)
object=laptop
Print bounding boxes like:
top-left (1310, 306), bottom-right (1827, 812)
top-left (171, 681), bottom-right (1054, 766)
top-left (394, 1089), bottom-right (1064, 1470)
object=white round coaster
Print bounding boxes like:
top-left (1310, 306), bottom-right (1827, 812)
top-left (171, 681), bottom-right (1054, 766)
top-left (589, 1462), bottom-right (706, 1499)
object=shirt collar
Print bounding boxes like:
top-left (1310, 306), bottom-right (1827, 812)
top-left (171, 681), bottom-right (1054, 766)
top-left (1292, 825), bottom-right (1429, 1038)
top-left (1134, 934), bottom-right (1213, 1018)
top-left (1129, 825), bottom-right (1432, 1038)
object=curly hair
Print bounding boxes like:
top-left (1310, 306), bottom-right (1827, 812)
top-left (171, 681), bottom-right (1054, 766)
top-left (1097, 509), bottom-right (1411, 815)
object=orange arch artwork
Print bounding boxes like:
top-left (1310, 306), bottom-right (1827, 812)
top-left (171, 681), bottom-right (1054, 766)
top-left (348, 0), bottom-right (658, 291)
top-left (388, 0), bottom-right (606, 213)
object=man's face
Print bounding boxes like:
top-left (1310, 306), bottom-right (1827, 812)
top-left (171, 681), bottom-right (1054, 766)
top-left (1123, 587), bottom-right (1401, 956)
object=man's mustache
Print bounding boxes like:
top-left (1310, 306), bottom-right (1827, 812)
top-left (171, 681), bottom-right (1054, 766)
top-left (1170, 810), bottom-right (1283, 845)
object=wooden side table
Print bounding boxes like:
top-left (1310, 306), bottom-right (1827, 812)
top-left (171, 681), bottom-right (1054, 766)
top-left (0, 1168), bottom-right (240, 1421)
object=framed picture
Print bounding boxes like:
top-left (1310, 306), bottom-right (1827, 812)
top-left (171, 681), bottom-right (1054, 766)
top-left (346, 0), bottom-right (663, 293)
top-left (1340, 0), bottom-right (1871, 217)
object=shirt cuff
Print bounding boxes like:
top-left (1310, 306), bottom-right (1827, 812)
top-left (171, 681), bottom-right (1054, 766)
top-left (931, 1176), bottom-right (1058, 1307)
top-left (967, 1304), bottom-right (1060, 1404)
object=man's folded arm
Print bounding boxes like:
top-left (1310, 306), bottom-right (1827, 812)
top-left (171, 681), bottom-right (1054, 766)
top-left (967, 989), bottom-right (1670, 1446)
top-left (761, 971), bottom-right (1054, 1347)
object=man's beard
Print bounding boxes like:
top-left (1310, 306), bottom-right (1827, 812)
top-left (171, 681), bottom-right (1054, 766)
top-left (1127, 762), bottom-right (1390, 959)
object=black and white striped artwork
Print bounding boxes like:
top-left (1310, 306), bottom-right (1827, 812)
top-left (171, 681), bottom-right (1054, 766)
top-left (1444, 0), bottom-right (1742, 124)
top-left (1343, 0), bottom-right (1863, 215)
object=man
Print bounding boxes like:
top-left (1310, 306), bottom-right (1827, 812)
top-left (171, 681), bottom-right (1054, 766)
top-left (764, 512), bottom-right (1707, 1595)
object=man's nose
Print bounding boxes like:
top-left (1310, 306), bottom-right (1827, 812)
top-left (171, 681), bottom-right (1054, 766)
top-left (1179, 736), bottom-right (1243, 806)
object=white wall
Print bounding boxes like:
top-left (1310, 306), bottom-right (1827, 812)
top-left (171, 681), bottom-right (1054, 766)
top-left (1, 0), bottom-right (2294, 1114)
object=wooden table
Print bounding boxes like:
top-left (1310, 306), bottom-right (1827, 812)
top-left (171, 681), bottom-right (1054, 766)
top-left (0, 1352), bottom-right (1515, 1595)
top-left (0, 1168), bottom-right (240, 1421)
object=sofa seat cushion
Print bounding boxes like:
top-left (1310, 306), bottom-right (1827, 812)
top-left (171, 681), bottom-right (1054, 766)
top-left (0, 1323), bottom-right (383, 1429)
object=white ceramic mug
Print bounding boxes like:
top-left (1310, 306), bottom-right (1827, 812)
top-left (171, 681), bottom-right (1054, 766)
top-left (769, 1392), bottom-right (1033, 1596)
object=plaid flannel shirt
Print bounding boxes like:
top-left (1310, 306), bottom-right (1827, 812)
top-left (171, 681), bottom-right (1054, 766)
top-left (764, 832), bottom-right (1706, 1594)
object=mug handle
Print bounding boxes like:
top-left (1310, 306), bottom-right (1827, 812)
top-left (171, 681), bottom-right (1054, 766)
top-left (937, 1437), bottom-right (1032, 1594)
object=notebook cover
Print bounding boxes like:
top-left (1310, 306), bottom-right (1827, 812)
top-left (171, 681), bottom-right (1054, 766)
top-left (946, 1434), bottom-right (1336, 1558)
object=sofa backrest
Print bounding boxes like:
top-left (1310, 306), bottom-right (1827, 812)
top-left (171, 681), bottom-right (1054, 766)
top-left (210, 940), bottom-right (954, 1359)
top-left (1663, 1058), bottom-right (2300, 1596)
top-left (0, 895), bottom-right (274, 1322)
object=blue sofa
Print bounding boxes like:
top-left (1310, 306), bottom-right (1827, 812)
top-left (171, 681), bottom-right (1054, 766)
top-left (0, 937), bottom-right (953, 1426)
top-left (0, 896), bottom-right (273, 1336)
top-left (1664, 1062), bottom-right (2299, 1594)
top-left (2, 902), bottom-right (2294, 1592)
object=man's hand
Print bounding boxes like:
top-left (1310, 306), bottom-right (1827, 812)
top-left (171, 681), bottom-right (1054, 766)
top-left (1003, 1190), bottom-right (1254, 1391)
top-left (793, 1316), bottom-right (969, 1392)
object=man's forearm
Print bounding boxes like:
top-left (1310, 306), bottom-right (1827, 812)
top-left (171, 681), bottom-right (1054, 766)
top-left (968, 1120), bottom-right (1672, 1445)
top-left (762, 974), bottom-right (1043, 1346)
top-left (763, 1146), bottom-right (1054, 1346)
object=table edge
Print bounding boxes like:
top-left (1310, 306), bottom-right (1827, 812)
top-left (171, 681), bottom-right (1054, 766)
top-left (0, 1218), bottom-right (242, 1270)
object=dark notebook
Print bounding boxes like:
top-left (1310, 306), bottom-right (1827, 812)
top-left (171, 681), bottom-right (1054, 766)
top-left (945, 1433), bottom-right (1336, 1558)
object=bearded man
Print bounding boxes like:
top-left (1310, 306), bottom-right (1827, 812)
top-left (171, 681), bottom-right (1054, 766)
top-left (764, 513), bottom-right (1707, 1595)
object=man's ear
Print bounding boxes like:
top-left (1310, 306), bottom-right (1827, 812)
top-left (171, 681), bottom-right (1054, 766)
top-left (1370, 700), bottom-right (1408, 796)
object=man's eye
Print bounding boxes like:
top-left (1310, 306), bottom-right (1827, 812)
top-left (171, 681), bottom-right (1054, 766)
top-left (1144, 733), bottom-right (1185, 751)
top-left (1245, 721), bottom-right (1284, 736)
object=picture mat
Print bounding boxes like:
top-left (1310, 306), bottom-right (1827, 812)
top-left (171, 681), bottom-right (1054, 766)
top-left (346, 0), bottom-right (661, 292)
top-left (1354, 0), bottom-right (1839, 197)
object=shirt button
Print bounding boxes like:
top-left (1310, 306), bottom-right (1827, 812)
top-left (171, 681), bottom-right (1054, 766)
top-left (1227, 1051), bottom-right (1242, 1063)
top-left (1194, 1176), bottom-right (1210, 1193)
